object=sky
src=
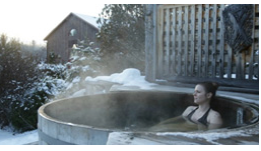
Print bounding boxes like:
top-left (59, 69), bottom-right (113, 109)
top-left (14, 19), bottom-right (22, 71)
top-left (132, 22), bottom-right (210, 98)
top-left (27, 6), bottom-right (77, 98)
top-left (0, 0), bottom-right (105, 45)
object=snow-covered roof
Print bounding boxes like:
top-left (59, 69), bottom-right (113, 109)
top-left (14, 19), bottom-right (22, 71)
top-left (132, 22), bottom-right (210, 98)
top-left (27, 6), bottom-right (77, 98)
top-left (44, 12), bottom-right (102, 40)
top-left (72, 13), bottom-right (101, 29)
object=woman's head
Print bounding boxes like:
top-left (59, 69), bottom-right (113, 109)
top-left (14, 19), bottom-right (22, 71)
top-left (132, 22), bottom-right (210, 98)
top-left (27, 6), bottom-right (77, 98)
top-left (198, 82), bottom-right (219, 98)
top-left (193, 82), bottom-right (219, 104)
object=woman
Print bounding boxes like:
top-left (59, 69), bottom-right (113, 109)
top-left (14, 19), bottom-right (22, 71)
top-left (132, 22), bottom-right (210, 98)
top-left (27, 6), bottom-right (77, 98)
top-left (149, 82), bottom-right (223, 132)
top-left (182, 82), bottom-right (223, 130)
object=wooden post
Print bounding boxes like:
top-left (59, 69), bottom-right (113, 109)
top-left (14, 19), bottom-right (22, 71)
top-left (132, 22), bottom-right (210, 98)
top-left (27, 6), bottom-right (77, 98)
top-left (157, 5), bottom-right (164, 78)
top-left (145, 4), bottom-right (157, 82)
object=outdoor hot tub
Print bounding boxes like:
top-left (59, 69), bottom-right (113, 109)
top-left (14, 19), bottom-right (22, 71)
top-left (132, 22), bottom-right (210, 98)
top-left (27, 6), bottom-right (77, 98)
top-left (38, 89), bottom-right (259, 145)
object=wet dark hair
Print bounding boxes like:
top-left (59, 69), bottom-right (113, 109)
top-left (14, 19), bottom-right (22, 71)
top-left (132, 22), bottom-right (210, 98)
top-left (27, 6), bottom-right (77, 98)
top-left (198, 82), bottom-right (219, 100)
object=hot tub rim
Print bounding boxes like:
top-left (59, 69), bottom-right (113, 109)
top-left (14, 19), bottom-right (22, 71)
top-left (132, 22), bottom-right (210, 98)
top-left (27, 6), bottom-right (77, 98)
top-left (38, 91), bottom-right (259, 134)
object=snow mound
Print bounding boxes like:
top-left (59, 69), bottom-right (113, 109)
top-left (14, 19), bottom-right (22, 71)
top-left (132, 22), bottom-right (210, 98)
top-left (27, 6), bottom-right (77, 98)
top-left (85, 68), bottom-right (156, 89)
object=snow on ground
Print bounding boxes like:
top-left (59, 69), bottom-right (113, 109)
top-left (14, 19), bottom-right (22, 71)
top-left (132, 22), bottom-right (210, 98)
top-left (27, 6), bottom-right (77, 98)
top-left (107, 132), bottom-right (166, 145)
top-left (0, 129), bottom-right (38, 145)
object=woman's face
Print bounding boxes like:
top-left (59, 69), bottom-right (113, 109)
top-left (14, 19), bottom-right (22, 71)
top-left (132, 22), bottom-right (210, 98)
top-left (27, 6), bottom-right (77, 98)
top-left (193, 84), bottom-right (211, 104)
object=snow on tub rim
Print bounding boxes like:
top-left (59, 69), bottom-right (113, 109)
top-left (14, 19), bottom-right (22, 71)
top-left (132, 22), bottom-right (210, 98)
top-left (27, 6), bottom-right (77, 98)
top-left (37, 91), bottom-right (258, 145)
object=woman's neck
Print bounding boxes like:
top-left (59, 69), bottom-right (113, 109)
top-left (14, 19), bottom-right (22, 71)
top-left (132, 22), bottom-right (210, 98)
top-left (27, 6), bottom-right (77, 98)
top-left (198, 102), bottom-right (210, 112)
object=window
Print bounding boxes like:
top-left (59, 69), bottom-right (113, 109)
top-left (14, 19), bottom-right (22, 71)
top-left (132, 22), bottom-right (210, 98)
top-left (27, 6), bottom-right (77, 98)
top-left (69, 29), bottom-right (77, 36)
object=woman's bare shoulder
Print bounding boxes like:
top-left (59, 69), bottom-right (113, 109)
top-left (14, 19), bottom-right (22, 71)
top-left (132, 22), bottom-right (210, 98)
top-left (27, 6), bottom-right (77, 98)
top-left (208, 109), bottom-right (223, 123)
top-left (186, 106), bottom-right (197, 111)
top-left (209, 109), bottom-right (222, 118)
top-left (182, 106), bottom-right (197, 116)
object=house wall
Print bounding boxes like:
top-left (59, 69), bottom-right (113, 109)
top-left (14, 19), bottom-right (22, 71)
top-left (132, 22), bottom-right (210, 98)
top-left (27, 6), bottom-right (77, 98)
top-left (46, 14), bottom-right (99, 64)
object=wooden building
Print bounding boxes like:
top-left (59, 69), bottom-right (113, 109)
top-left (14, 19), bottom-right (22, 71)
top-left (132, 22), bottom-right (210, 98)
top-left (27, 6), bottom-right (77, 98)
top-left (44, 12), bottom-right (100, 63)
top-left (145, 4), bottom-right (259, 90)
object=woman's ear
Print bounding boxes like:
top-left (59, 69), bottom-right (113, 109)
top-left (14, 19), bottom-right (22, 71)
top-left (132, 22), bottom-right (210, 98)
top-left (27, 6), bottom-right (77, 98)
top-left (207, 92), bottom-right (213, 99)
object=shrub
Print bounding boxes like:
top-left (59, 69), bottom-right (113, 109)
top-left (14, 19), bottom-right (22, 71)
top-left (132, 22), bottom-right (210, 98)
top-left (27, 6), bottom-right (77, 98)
top-left (0, 34), bottom-right (67, 132)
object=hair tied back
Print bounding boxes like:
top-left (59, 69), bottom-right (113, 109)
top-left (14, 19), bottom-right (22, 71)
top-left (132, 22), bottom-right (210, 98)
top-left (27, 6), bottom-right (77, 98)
top-left (212, 82), bottom-right (219, 90)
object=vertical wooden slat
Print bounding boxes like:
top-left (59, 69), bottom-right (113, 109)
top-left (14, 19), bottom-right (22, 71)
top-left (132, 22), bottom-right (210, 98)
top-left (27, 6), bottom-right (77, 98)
top-left (152, 5), bottom-right (158, 80)
top-left (242, 51), bottom-right (246, 79)
top-left (204, 4), bottom-right (210, 77)
top-left (157, 6), bottom-right (164, 78)
top-left (197, 5), bottom-right (202, 77)
top-left (227, 44), bottom-right (232, 79)
top-left (235, 51), bottom-right (244, 79)
top-left (255, 5), bottom-right (259, 81)
top-left (165, 8), bottom-right (170, 75)
top-left (248, 4), bottom-right (256, 80)
top-left (190, 5), bottom-right (195, 76)
top-left (211, 4), bottom-right (217, 78)
top-left (171, 8), bottom-right (176, 74)
top-left (177, 6), bottom-right (183, 75)
top-left (219, 4), bottom-right (225, 79)
top-left (170, 7), bottom-right (176, 75)
top-left (184, 6), bottom-right (189, 76)
top-left (221, 6), bottom-right (232, 79)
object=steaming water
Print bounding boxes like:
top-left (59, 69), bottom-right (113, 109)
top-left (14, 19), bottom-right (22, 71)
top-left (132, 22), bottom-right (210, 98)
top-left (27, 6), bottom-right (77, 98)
top-left (124, 116), bottom-right (200, 132)
top-left (42, 91), bottom-right (258, 134)
top-left (148, 116), bottom-right (199, 132)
